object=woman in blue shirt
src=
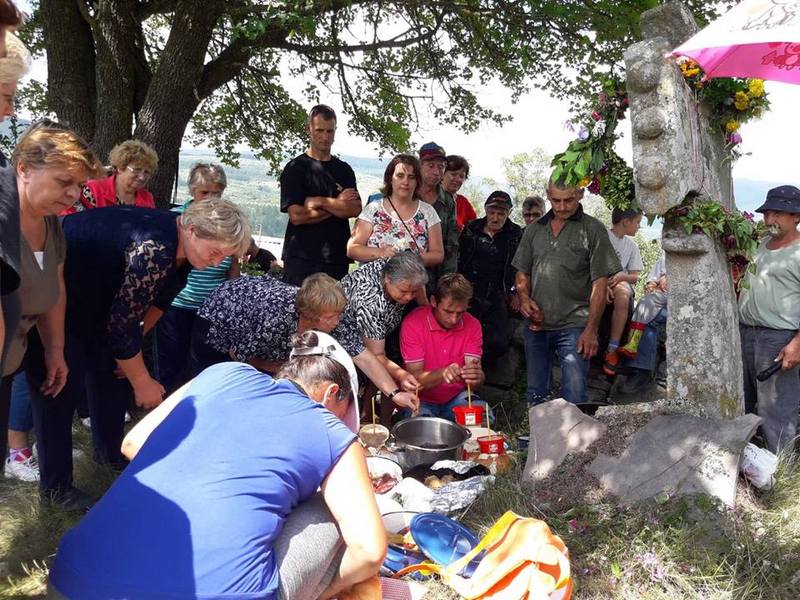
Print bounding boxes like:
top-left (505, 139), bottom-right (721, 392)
top-left (32, 198), bottom-right (251, 510)
top-left (49, 331), bottom-right (386, 600)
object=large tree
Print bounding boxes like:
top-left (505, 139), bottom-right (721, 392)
top-left (21, 0), bottom-right (723, 205)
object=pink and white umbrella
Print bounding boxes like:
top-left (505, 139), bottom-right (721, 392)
top-left (672, 0), bottom-right (800, 84)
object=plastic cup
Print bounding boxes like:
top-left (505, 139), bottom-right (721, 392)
top-left (453, 405), bottom-right (484, 427)
top-left (477, 434), bottom-right (506, 455)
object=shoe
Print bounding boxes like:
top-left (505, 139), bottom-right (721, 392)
top-left (618, 324), bottom-right (645, 359)
top-left (41, 486), bottom-right (96, 513)
top-left (602, 350), bottom-right (621, 377)
top-left (4, 448), bottom-right (39, 482)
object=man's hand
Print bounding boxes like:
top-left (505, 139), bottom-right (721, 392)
top-left (657, 276), bottom-right (668, 293)
top-left (392, 391), bottom-right (419, 412)
top-left (518, 295), bottom-right (542, 321)
top-left (777, 336), bottom-right (800, 370)
top-left (338, 188), bottom-right (360, 204)
top-left (576, 327), bottom-right (599, 360)
top-left (41, 350), bottom-right (69, 397)
top-left (461, 361), bottom-right (483, 386)
top-left (608, 273), bottom-right (624, 289)
top-left (398, 370), bottom-right (420, 392)
top-left (508, 293), bottom-right (521, 313)
top-left (442, 363), bottom-right (463, 384)
top-left (132, 375), bottom-right (165, 409)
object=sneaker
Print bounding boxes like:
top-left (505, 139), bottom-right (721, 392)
top-left (4, 448), bottom-right (40, 482)
top-left (602, 350), bottom-right (621, 377)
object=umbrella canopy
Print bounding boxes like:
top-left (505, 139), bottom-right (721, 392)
top-left (672, 0), bottom-right (800, 84)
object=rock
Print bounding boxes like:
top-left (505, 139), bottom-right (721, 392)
top-left (624, 2), bottom-right (744, 419)
top-left (588, 413), bottom-right (761, 507)
top-left (639, 2), bottom-right (698, 48)
top-left (521, 398), bottom-right (607, 484)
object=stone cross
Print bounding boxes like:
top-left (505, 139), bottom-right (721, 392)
top-left (624, 2), bottom-right (744, 418)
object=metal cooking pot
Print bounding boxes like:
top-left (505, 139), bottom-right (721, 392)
top-left (390, 417), bottom-right (471, 470)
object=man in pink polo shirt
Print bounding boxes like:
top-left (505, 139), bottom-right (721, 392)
top-left (400, 273), bottom-right (491, 422)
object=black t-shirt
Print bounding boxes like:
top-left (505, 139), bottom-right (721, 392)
top-left (279, 153), bottom-right (357, 265)
top-left (0, 163), bottom-right (20, 295)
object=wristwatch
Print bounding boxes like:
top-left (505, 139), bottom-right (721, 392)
top-left (386, 389), bottom-right (401, 402)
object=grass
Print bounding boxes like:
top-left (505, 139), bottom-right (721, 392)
top-left (2, 419), bottom-right (799, 599)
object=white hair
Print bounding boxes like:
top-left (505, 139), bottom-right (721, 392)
top-left (0, 31), bottom-right (30, 85)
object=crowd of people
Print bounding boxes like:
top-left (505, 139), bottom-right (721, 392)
top-left (0, 2), bottom-right (798, 594)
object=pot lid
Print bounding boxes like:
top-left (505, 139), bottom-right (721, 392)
top-left (410, 513), bottom-right (481, 576)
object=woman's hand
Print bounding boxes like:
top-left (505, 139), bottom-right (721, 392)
top-left (336, 575), bottom-right (382, 600)
top-left (40, 350), bottom-right (69, 397)
top-left (397, 370), bottom-right (420, 392)
top-left (376, 245), bottom-right (398, 259)
top-left (391, 391), bottom-right (419, 412)
top-left (132, 375), bottom-right (166, 409)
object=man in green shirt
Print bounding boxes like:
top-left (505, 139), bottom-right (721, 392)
top-left (738, 185), bottom-right (800, 454)
top-left (417, 142), bottom-right (458, 290)
top-left (512, 179), bottom-right (620, 404)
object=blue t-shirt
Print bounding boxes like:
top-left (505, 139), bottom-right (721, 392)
top-left (50, 362), bottom-right (356, 600)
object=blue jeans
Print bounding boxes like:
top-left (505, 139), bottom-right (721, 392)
top-left (523, 327), bottom-right (589, 404)
top-left (627, 308), bottom-right (667, 373)
top-left (8, 371), bottom-right (33, 431)
top-left (401, 390), bottom-right (494, 425)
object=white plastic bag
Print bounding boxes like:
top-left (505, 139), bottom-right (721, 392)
top-left (740, 442), bottom-right (778, 490)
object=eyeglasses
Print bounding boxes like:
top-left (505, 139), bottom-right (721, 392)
top-left (126, 165), bottom-right (153, 180)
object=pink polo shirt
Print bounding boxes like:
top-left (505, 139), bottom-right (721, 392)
top-left (400, 306), bottom-right (483, 405)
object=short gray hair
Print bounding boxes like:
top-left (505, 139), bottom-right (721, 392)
top-left (180, 197), bottom-right (252, 256)
top-left (188, 162), bottom-right (227, 194)
top-left (382, 252), bottom-right (428, 287)
top-left (0, 31), bottom-right (31, 85)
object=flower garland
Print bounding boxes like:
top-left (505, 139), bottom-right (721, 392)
top-left (678, 58), bottom-right (769, 157)
top-left (550, 78), bottom-right (637, 210)
top-left (664, 199), bottom-right (767, 289)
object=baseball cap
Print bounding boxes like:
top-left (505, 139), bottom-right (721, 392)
top-left (289, 331), bottom-right (360, 434)
top-left (755, 185), bottom-right (800, 214)
top-left (418, 141), bottom-right (446, 162)
top-left (484, 190), bottom-right (513, 211)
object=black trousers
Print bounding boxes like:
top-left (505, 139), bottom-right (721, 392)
top-left (282, 258), bottom-right (348, 287)
top-left (28, 329), bottom-right (132, 495)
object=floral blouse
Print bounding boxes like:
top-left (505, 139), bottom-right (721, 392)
top-left (358, 199), bottom-right (440, 255)
top-left (197, 274), bottom-right (365, 361)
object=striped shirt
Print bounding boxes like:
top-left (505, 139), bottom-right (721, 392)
top-left (171, 200), bottom-right (234, 310)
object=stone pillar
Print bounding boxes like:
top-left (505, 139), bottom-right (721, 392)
top-left (624, 2), bottom-right (744, 418)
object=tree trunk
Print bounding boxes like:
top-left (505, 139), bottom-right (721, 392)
top-left (39, 0), bottom-right (96, 141)
top-left (134, 0), bottom-right (226, 206)
top-left (91, 0), bottom-right (147, 163)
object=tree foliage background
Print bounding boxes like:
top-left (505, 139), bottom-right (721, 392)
top-left (18, 0), bottom-right (726, 205)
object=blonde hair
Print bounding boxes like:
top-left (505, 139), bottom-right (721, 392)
top-left (180, 197), bottom-right (251, 256)
top-left (296, 273), bottom-right (347, 318)
top-left (108, 139), bottom-right (158, 172)
top-left (12, 124), bottom-right (103, 178)
top-left (0, 31), bottom-right (30, 85)
top-left (188, 163), bottom-right (227, 194)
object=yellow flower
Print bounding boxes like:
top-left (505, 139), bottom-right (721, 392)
top-left (725, 120), bottom-right (740, 133)
top-left (579, 177), bottom-right (591, 188)
top-left (684, 67), bottom-right (700, 77)
top-left (734, 91), bottom-right (750, 111)
top-left (748, 79), bottom-right (765, 97)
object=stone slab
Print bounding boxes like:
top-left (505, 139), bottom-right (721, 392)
top-left (588, 413), bottom-right (761, 507)
top-left (522, 398), bottom-right (607, 485)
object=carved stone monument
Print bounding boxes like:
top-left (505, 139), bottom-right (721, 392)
top-left (624, 2), bottom-right (744, 418)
